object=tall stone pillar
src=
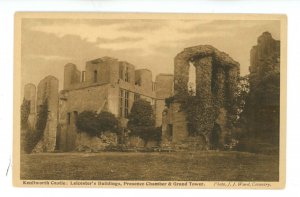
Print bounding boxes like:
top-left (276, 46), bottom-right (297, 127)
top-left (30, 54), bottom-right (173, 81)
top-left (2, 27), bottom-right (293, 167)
top-left (194, 56), bottom-right (213, 101)
top-left (226, 67), bottom-right (239, 109)
top-left (34, 76), bottom-right (59, 153)
top-left (174, 56), bottom-right (190, 98)
top-left (215, 67), bottom-right (225, 107)
top-left (193, 56), bottom-right (215, 135)
top-left (24, 83), bottom-right (36, 129)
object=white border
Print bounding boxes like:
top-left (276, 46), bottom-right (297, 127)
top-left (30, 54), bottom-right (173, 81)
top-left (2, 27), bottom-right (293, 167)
top-left (0, 0), bottom-right (300, 196)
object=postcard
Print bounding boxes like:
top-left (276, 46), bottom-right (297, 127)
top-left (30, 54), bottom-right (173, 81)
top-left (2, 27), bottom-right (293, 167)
top-left (13, 13), bottom-right (287, 189)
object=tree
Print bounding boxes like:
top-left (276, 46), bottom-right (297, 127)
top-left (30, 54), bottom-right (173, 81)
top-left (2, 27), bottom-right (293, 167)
top-left (243, 72), bottom-right (280, 143)
top-left (232, 75), bottom-right (250, 126)
top-left (35, 99), bottom-right (49, 136)
top-left (236, 71), bottom-right (280, 154)
top-left (128, 99), bottom-right (155, 127)
top-left (127, 99), bottom-right (161, 145)
top-left (22, 99), bottom-right (48, 153)
top-left (76, 111), bottom-right (120, 137)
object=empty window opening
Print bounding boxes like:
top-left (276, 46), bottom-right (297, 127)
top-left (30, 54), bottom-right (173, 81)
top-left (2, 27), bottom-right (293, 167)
top-left (119, 89), bottom-right (129, 118)
top-left (94, 70), bottom-right (98, 83)
top-left (152, 82), bottom-right (156, 91)
top-left (67, 113), bottom-right (71, 125)
top-left (119, 89), bottom-right (124, 117)
top-left (188, 62), bottom-right (196, 96)
top-left (125, 67), bottom-right (129, 82)
top-left (81, 71), bottom-right (86, 82)
top-left (124, 91), bottom-right (129, 118)
top-left (135, 79), bottom-right (141, 86)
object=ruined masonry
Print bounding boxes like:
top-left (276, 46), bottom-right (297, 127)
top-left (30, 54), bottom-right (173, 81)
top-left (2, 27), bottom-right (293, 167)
top-left (23, 46), bottom-right (239, 152)
top-left (23, 83), bottom-right (36, 129)
top-left (23, 76), bottom-right (59, 153)
top-left (162, 45), bottom-right (240, 148)
top-left (23, 57), bottom-right (173, 152)
top-left (243, 32), bottom-right (280, 143)
top-left (250, 32), bottom-right (280, 88)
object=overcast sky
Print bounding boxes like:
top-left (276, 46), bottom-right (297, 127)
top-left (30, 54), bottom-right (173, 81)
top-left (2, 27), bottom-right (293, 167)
top-left (21, 18), bottom-right (280, 90)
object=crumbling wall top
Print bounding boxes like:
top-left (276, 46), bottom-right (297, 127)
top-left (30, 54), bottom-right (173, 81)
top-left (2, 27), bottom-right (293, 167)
top-left (175, 45), bottom-right (239, 68)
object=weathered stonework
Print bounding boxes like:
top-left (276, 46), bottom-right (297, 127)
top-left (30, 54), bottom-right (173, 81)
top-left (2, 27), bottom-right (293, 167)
top-left (164, 45), bottom-right (240, 148)
top-left (155, 74), bottom-right (174, 126)
top-left (23, 83), bottom-right (36, 129)
top-left (57, 57), bottom-right (174, 151)
top-left (174, 45), bottom-right (239, 98)
top-left (243, 32), bottom-right (280, 144)
top-left (33, 76), bottom-right (59, 153)
top-left (75, 131), bottom-right (118, 152)
top-left (249, 32), bottom-right (280, 89)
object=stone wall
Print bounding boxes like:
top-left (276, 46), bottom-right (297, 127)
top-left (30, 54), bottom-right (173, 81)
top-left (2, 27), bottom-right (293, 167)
top-left (135, 69), bottom-right (153, 93)
top-left (243, 32), bottom-right (280, 144)
top-left (155, 74), bottom-right (174, 99)
top-left (63, 63), bottom-right (81, 90)
top-left (170, 102), bottom-right (189, 143)
top-left (165, 45), bottom-right (240, 148)
top-left (174, 45), bottom-right (239, 99)
top-left (75, 131), bottom-right (118, 152)
top-left (85, 57), bottom-right (116, 84)
top-left (155, 74), bottom-right (174, 126)
top-left (33, 75), bottom-right (59, 153)
top-left (58, 84), bottom-right (110, 151)
top-left (23, 83), bottom-right (36, 129)
top-left (119, 61), bottom-right (135, 85)
top-left (249, 32), bottom-right (280, 88)
top-left (57, 56), bottom-right (174, 151)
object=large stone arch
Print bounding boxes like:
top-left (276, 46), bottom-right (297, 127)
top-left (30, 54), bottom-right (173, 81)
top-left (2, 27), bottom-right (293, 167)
top-left (174, 45), bottom-right (240, 101)
top-left (166, 45), bottom-right (240, 148)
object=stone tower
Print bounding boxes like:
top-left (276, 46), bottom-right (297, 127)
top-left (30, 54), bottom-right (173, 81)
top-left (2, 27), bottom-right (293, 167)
top-left (163, 45), bottom-right (240, 148)
top-left (23, 83), bottom-right (36, 129)
top-left (243, 32), bottom-right (280, 144)
top-left (33, 75), bottom-right (59, 153)
top-left (249, 32), bottom-right (280, 88)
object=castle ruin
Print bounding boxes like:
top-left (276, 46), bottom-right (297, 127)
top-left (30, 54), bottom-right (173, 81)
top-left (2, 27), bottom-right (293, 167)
top-left (23, 83), bottom-right (36, 130)
top-left (22, 45), bottom-right (240, 152)
top-left (162, 45), bottom-right (240, 149)
top-left (33, 76), bottom-right (59, 152)
top-left (23, 57), bottom-right (173, 152)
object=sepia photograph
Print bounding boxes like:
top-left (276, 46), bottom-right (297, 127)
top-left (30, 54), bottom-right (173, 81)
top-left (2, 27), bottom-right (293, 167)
top-left (13, 13), bottom-right (287, 188)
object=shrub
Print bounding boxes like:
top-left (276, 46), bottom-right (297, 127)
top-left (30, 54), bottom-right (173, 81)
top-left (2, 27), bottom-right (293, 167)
top-left (21, 99), bottom-right (31, 130)
top-left (129, 126), bottom-right (162, 145)
top-left (128, 99), bottom-right (161, 146)
top-left (21, 99), bottom-right (48, 153)
top-left (128, 99), bottom-right (155, 127)
top-left (76, 111), bottom-right (120, 137)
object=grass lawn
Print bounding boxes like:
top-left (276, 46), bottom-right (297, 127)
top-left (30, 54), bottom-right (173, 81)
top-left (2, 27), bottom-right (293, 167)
top-left (20, 151), bottom-right (279, 181)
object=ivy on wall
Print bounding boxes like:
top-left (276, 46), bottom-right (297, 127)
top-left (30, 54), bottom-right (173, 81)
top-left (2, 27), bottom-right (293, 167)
top-left (21, 99), bottom-right (30, 130)
top-left (21, 99), bottom-right (48, 153)
top-left (76, 111), bottom-right (121, 137)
